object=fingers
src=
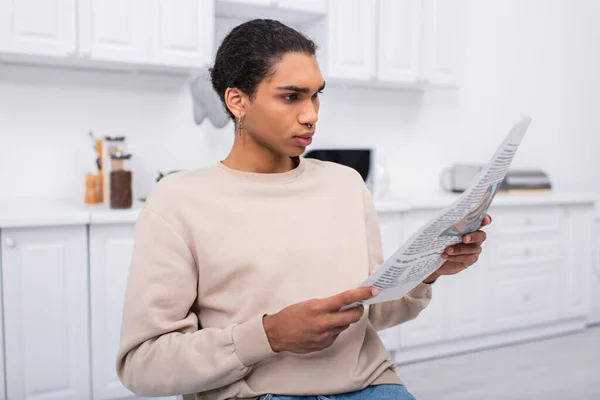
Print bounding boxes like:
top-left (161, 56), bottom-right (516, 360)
top-left (461, 230), bottom-right (487, 244)
top-left (441, 253), bottom-right (480, 264)
top-left (321, 287), bottom-right (379, 312)
top-left (326, 306), bottom-right (365, 329)
top-left (437, 260), bottom-right (471, 275)
top-left (444, 243), bottom-right (482, 257)
top-left (480, 214), bottom-right (492, 227)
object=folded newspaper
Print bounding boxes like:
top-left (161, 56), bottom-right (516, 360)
top-left (346, 116), bottom-right (533, 309)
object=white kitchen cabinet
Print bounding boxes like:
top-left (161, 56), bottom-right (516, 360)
top-left (151, 0), bottom-right (214, 68)
top-left (79, 0), bottom-right (213, 68)
top-left (89, 223), bottom-right (177, 400)
top-left (486, 264), bottom-right (559, 332)
top-left (0, 245), bottom-right (5, 400)
top-left (561, 205), bottom-right (594, 318)
top-left (0, 225), bottom-right (90, 400)
top-left (0, 0), bottom-right (76, 57)
top-left (89, 224), bottom-right (136, 400)
top-left (375, 212), bottom-right (404, 350)
top-left (78, 0), bottom-right (151, 63)
top-left (377, 0), bottom-right (421, 84)
top-left (400, 278), bottom-right (448, 347)
top-left (277, 0), bottom-right (326, 14)
top-left (215, 0), bottom-right (326, 25)
top-left (390, 201), bottom-right (595, 365)
top-left (323, 0), bottom-right (376, 81)
top-left (444, 259), bottom-right (485, 339)
top-left (304, 0), bottom-right (463, 88)
top-left (421, 0), bottom-right (464, 86)
top-left (397, 209), bottom-right (446, 346)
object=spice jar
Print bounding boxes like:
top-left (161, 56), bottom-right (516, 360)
top-left (109, 153), bottom-right (133, 209)
top-left (102, 136), bottom-right (127, 205)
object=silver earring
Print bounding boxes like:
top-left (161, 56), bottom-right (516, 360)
top-left (237, 115), bottom-right (243, 136)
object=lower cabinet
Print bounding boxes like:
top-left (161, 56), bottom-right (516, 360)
top-left (89, 223), bottom-right (177, 400)
top-left (0, 240), bottom-right (5, 400)
top-left (0, 225), bottom-right (90, 400)
top-left (377, 203), bottom-right (594, 364)
top-left (89, 223), bottom-right (136, 400)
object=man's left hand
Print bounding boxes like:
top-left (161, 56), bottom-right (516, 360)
top-left (423, 214), bottom-right (492, 284)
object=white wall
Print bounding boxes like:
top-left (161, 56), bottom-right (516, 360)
top-left (1, 0), bottom-right (599, 204)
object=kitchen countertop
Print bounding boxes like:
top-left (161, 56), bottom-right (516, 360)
top-left (0, 192), bottom-right (597, 228)
top-left (399, 191), bottom-right (599, 210)
top-left (0, 201), bottom-right (145, 228)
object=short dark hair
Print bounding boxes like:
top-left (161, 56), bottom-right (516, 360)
top-left (210, 19), bottom-right (318, 121)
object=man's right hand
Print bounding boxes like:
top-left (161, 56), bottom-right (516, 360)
top-left (262, 286), bottom-right (379, 354)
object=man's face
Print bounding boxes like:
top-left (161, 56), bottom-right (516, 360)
top-left (243, 52), bottom-right (325, 157)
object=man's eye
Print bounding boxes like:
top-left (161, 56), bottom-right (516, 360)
top-left (284, 94), bottom-right (298, 101)
top-left (312, 90), bottom-right (323, 99)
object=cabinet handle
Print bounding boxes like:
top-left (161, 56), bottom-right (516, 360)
top-left (5, 237), bottom-right (16, 248)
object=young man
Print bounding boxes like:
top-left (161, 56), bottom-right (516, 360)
top-left (117, 19), bottom-right (490, 400)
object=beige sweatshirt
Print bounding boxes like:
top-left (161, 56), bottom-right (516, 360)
top-left (117, 157), bottom-right (432, 400)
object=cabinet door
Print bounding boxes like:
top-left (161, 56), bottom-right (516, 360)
top-left (377, 0), bottom-right (421, 84)
top-left (375, 212), bottom-right (404, 351)
top-left (561, 205), bottom-right (594, 318)
top-left (445, 257), bottom-right (485, 339)
top-left (277, 0), bottom-right (326, 14)
top-left (79, 0), bottom-right (151, 63)
top-left (421, 0), bottom-right (464, 86)
top-left (326, 0), bottom-right (376, 80)
top-left (399, 278), bottom-right (447, 346)
top-left (590, 224), bottom-right (600, 324)
top-left (89, 224), bottom-right (177, 400)
top-left (151, 0), bottom-right (214, 68)
top-left (486, 266), bottom-right (559, 332)
top-left (219, 0), bottom-right (271, 5)
top-left (1, 226), bottom-right (90, 400)
top-left (0, 0), bottom-right (76, 57)
top-left (398, 210), bottom-right (446, 346)
top-left (0, 240), bottom-right (5, 400)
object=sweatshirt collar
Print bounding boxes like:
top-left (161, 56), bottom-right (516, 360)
top-left (216, 156), bottom-right (306, 184)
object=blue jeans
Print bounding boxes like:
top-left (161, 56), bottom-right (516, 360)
top-left (259, 384), bottom-right (416, 400)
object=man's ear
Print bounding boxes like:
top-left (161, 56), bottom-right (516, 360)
top-left (225, 87), bottom-right (247, 118)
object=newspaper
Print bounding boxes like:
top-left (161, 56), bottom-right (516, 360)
top-left (345, 116), bottom-right (532, 309)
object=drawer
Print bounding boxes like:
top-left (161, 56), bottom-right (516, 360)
top-left (488, 207), bottom-right (562, 234)
top-left (488, 235), bottom-right (561, 268)
top-left (487, 268), bottom-right (558, 331)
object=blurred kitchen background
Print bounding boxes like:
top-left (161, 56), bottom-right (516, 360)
top-left (0, 1), bottom-right (599, 399)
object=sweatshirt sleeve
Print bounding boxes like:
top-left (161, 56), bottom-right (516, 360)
top-left (362, 186), bottom-right (433, 331)
top-left (116, 208), bottom-right (277, 397)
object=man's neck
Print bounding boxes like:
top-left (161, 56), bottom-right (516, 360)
top-left (222, 139), bottom-right (296, 174)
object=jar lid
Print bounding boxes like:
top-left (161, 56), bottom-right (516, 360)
top-left (105, 136), bottom-right (126, 142)
top-left (110, 153), bottom-right (132, 160)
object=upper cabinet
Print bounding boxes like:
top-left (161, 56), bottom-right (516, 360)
top-left (78, 0), bottom-right (151, 63)
top-left (0, 0), bottom-right (214, 71)
top-left (0, 0), bottom-right (463, 88)
top-left (215, 0), bottom-right (327, 25)
top-left (306, 0), bottom-right (464, 88)
top-left (421, 0), bottom-right (464, 86)
top-left (325, 0), bottom-right (376, 81)
top-left (151, 0), bottom-right (214, 68)
top-left (377, 0), bottom-right (421, 84)
top-left (78, 0), bottom-right (214, 68)
top-left (0, 0), bottom-right (77, 57)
